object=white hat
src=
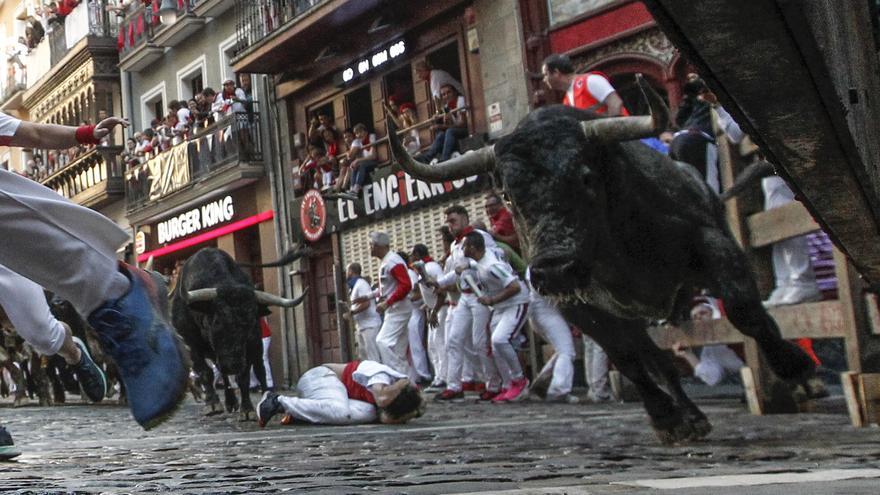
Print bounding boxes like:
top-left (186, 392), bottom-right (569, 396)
top-left (369, 231), bottom-right (390, 246)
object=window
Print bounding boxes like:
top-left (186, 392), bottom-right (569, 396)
top-left (176, 55), bottom-right (207, 102)
top-left (218, 33), bottom-right (238, 85)
top-left (345, 85), bottom-right (374, 132)
top-left (140, 82), bottom-right (166, 130)
top-left (547, 0), bottom-right (616, 26)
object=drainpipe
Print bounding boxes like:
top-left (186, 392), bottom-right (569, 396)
top-left (261, 74), bottom-right (298, 386)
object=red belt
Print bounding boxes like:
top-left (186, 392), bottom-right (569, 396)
top-left (461, 289), bottom-right (474, 294)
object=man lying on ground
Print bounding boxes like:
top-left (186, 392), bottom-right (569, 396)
top-left (256, 360), bottom-right (425, 427)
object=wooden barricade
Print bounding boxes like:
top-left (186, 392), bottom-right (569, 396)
top-left (647, 115), bottom-right (877, 416)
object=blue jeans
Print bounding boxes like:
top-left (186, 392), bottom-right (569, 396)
top-left (422, 127), bottom-right (468, 162)
top-left (350, 159), bottom-right (377, 190)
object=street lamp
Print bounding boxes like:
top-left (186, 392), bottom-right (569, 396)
top-left (158, 0), bottom-right (178, 25)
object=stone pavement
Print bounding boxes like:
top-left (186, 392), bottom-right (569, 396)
top-left (1, 390), bottom-right (879, 494)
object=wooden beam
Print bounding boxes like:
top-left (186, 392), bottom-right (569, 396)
top-left (833, 246), bottom-right (869, 374)
top-left (842, 371), bottom-right (866, 427)
top-left (648, 300), bottom-right (845, 349)
top-left (747, 201), bottom-right (820, 248)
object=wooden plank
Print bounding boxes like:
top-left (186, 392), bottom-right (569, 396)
top-left (865, 293), bottom-right (880, 336)
top-left (648, 300), bottom-right (845, 349)
top-left (833, 246), bottom-right (869, 374)
top-left (858, 373), bottom-right (880, 426)
top-left (747, 201), bottom-right (820, 248)
top-left (841, 371), bottom-right (866, 427)
top-left (740, 367), bottom-right (764, 415)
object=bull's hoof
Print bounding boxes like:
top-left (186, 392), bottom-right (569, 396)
top-left (13, 396), bottom-right (26, 408)
top-left (652, 414), bottom-right (712, 445)
top-left (238, 409), bottom-right (255, 422)
top-left (204, 401), bottom-right (224, 416)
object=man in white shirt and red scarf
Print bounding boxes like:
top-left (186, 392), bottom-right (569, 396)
top-left (257, 360), bottom-right (425, 426)
top-left (369, 231), bottom-right (414, 377)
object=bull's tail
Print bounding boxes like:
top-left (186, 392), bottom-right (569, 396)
top-left (720, 160), bottom-right (776, 201)
top-left (238, 244), bottom-right (312, 268)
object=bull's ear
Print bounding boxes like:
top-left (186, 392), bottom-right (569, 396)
top-left (258, 305), bottom-right (272, 317)
top-left (187, 300), bottom-right (215, 314)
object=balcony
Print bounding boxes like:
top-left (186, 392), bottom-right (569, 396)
top-left (41, 146), bottom-right (125, 209)
top-left (0, 64), bottom-right (27, 111)
top-left (118, 2), bottom-right (164, 72)
top-left (152, 0), bottom-right (206, 47)
top-left (126, 106), bottom-right (264, 222)
top-left (193, 0), bottom-right (235, 19)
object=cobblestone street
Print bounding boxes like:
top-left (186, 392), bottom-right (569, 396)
top-left (2, 389), bottom-right (879, 494)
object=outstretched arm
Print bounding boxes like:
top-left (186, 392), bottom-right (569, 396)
top-left (11, 117), bottom-right (128, 150)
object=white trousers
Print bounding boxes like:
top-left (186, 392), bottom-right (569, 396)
top-left (375, 302), bottom-right (413, 377)
top-left (0, 265), bottom-right (66, 356)
top-left (490, 303), bottom-right (529, 388)
top-left (249, 336), bottom-right (274, 389)
top-left (446, 294), bottom-right (499, 391)
top-left (584, 335), bottom-right (611, 400)
top-left (763, 176), bottom-right (818, 292)
top-left (407, 306), bottom-right (431, 381)
top-left (277, 366), bottom-right (377, 424)
top-left (429, 304), bottom-right (448, 384)
top-left (529, 293), bottom-right (575, 398)
top-left (0, 169), bottom-right (129, 317)
top-left (356, 326), bottom-right (382, 362)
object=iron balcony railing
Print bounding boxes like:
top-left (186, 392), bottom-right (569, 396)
top-left (119, 1), bottom-right (159, 57)
top-left (126, 105), bottom-right (263, 211)
top-left (233, 0), bottom-right (326, 58)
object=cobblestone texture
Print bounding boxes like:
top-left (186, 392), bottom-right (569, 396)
top-left (1, 392), bottom-right (879, 494)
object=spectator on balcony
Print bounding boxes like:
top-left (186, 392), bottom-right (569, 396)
top-left (35, 155), bottom-right (47, 180)
top-left (25, 16), bottom-right (45, 48)
top-left (296, 144), bottom-right (327, 192)
top-left (383, 96), bottom-right (404, 129)
top-left (414, 61), bottom-right (464, 100)
top-left (120, 138), bottom-right (139, 170)
top-left (398, 103), bottom-right (421, 154)
top-left (308, 113), bottom-right (336, 146)
top-left (332, 128), bottom-right (356, 194)
top-left (212, 79), bottom-right (246, 120)
top-left (199, 88), bottom-right (217, 126)
top-left (415, 84), bottom-right (468, 165)
top-left (8, 38), bottom-right (28, 71)
top-left (347, 123), bottom-right (378, 197)
top-left (238, 73), bottom-right (254, 115)
top-left (24, 160), bottom-right (37, 181)
top-left (56, 0), bottom-right (81, 18)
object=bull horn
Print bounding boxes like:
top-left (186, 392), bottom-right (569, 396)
top-left (254, 287), bottom-right (310, 308)
top-left (386, 116), bottom-right (496, 182)
top-left (581, 73), bottom-right (670, 143)
top-left (187, 288), bottom-right (218, 302)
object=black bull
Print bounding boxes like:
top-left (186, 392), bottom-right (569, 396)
top-left (387, 77), bottom-right (817, 444)
top-left (171, 247), bottom-right (308, 420)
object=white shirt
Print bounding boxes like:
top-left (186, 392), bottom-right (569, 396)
top-left (378, 250), bottom-right (412, 310)
top-left (694, 345), bottom-right (744, 386)
top-left (470, 253), bottom-right (529, 309)
top-left (437, 229), bottom-right (498, 293)
top-left (350, 133), bottom-right (377, 160)
top-left (350, 278), bottom-right (381, 330)
top-left (566, 73), bottom-right (616, 108)
top-left (352, 360), bottom-right (408, 388)
top-left (416, 260), bottom-right (444, 309)
top-left (0, 112), bottom-right (22, 140)
top-left (429, 69), bottom-right (465, 98)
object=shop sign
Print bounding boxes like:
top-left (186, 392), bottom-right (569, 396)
top-left (341, 40), bottom-right (407, 84)
top-left (337, 171), bottom-right (479, 223)
top-left (134, 231), bottom-right (146, 255)
top-left (300, 189), bottom-right (327, 242)
top-left (157, 195), bottom-right (235, 244)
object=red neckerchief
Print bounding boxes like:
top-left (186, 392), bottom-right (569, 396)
top-left (455, 225), bottom-right (475, 242)
top-left (223, 88), bottom-right (235, 99)
top-left (447, 97), bottom-right (459, 110)
top-left (361, 134), bottom-right (371, 150)
top-left (326, 141), bottom-right (338, 156)
top-left (422, 256), bottom-right (434, 263)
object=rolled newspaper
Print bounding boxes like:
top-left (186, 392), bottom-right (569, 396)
top-left (462, 273), bottom-right (484, 298)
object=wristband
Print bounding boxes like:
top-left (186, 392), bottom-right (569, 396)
top-left (75, 125), bottom-right (99, 145)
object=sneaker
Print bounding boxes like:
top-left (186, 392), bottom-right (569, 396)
top-left (461, 381), bottom-right (477, 392)
top-left (257, 391), bottom-right (283, 427)
top-left (481, 389), bottom-right (502, 401)
top-left (72, 336), bottom-right (107, 403)
top-left (433, 388), bottom-right (464, 402)
top-left (87, 263), bottom-right (188, 430)
top-left (505, 377), bottom-right (530, 402)
top-left (490, 389), bottom-right (510, 403)
top-left (546, 393), bottom-right (580, 404)
top-left (0, 426), bottom-right (21, 461)
top-left (424, 381), bottom-right (446, 393)
top-left (777, 286), bottom-right (823, 306)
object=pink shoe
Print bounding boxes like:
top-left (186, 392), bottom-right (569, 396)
top-left (491, 388), bottom-right (511, 403)
top-left (506, 377), bottom-right (530, 402)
